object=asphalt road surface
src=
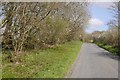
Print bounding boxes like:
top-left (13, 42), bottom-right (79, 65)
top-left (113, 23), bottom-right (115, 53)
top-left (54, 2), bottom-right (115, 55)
top-left (67, 43), bottom-right (118, 78)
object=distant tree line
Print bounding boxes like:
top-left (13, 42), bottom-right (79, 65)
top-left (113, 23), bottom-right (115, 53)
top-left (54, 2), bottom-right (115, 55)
top-left (91, 2), bottom-right (120, 55)
top-left (92, 2), bottom-right (119, 47)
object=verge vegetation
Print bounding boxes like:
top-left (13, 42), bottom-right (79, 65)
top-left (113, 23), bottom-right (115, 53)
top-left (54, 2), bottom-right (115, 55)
top-left (2, 41), bottom-right (82, 78)
top-left (95, 42), bottom-right (120, 56)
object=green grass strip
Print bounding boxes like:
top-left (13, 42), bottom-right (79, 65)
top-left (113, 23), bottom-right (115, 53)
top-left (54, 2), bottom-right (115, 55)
top-left (95, 42), bottom-right (120, 56)
top-left (2, 40), bottom-right (83, 78)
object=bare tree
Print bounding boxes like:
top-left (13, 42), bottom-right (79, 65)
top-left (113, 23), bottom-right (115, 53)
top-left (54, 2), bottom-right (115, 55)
top-left (1, 2), bottom-right (90, 63)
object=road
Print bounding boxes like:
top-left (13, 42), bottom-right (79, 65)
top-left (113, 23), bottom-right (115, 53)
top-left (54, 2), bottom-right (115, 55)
top-left (67, 43), bottom-right (118, 78)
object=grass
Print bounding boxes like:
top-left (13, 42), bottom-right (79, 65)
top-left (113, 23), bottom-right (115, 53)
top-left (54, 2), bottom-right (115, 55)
top-left (2, 40), bottom-right (83, 78)
top-left (0, 48), bottom-right (2, 79)
top-left (0, 53), bottom-right (1, 79)
top-left (95, 42), bottom-right (120, 56)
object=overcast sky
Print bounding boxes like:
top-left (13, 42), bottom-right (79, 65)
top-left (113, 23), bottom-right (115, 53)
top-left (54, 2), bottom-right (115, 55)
top-left (85, 2), bottom-right (114, 33)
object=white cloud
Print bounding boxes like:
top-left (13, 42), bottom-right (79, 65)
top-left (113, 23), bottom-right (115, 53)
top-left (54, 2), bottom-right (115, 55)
top-left (89, 18), bottom-right (104, 27)
top-left (86, 18), bottom-right (106, 33)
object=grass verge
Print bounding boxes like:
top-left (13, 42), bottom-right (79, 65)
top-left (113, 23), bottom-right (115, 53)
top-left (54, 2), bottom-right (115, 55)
top-left (0, 53), bottom-right (1, 79)
top-left (95, 42), bottom-right (120, 56)
top-left (2, 40), bottom-right (82, 78)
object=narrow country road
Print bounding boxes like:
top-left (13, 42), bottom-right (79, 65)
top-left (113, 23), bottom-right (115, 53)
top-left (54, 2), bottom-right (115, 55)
top-left (67, 43), bottom-right (118, 78)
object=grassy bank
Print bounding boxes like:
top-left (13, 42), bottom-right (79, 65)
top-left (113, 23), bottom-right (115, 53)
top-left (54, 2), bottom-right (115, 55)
top-left (0, 53), bottom-right (1, 79)
top-left (96, 42), bottom-right (120, 56)
top-left (2, 41), bottom-right (82, 78)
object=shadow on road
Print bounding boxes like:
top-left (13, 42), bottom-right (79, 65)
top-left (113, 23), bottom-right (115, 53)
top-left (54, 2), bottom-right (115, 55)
top-left (95, 51), bottom-right (119, 61)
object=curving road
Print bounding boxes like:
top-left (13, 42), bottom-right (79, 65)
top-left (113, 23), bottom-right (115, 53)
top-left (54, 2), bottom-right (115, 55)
top-left (67, 43), bottom-right (118, 78)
